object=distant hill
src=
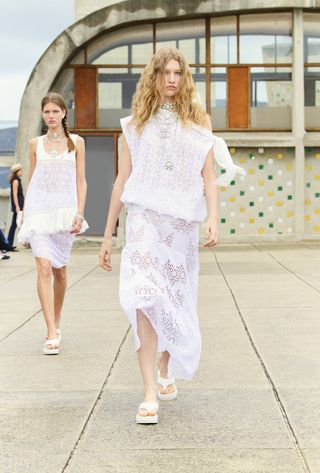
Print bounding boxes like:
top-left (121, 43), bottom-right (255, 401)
top-left (0, 127), bottom-right (17, 152)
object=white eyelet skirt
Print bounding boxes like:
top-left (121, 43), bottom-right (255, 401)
top-left (29, 232), bottom-right (75, 268)
top-left (119, 204), bottom-right (201, 380)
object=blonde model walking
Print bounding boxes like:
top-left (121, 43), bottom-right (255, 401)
top-left (99, 48), bottom-right (244, 423)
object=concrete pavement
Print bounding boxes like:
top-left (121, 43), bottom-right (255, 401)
top-left (1, 242), bottom-right (320, 472)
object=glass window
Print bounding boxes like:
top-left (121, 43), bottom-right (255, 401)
top-left (211, 68), bottom-right (227, 128)
top-left (52, 69), bottom-right (75, 127)
top-left (190, 67), bottom-right (206, 109)
top-left (156, 19), bottom-right (206, 64)
top-left (305, 67), bottom-right (320, 129)
top-left (240, 13), bottom-right (292, 64)
top-left (211, 16), bottom-right (237, 64)
top-left (304, 13), bottom-right (320, 63)
top-left (87, 24), bottom-right (153, 65)
top-left (98, 68), bottom-right (143, 128)
top-left (250, 67), bottom-right (292, 128)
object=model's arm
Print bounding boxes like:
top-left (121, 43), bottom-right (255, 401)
top-left (20, 139), bottom-right (37, 225)
top-left (99, 134), bottom-right (132, 271)
top-left (27, 138), bottom-right (37, 187)
top-left (71, 136), bottom-right (87, 234)
top-left (202, 116), bottom-right (219, 247)
top-left (12, 180), bottom-right (20, 212)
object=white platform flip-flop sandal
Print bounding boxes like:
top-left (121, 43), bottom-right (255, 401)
top-left (43, 338), bottom-right (60, 355)
top-left (136, 402), bottom-right (159, 424)
top-left (157, 371), bottom-right (178, 401)
top-left (45, 329), bottom-right (61, 343)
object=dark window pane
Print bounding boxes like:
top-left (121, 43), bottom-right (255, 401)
top-left (98, 68), bottom-right (143, 127)
top-left (305, 67), bottom-right (320, 128)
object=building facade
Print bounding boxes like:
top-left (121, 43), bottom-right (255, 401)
top-left (15, 0), bottom-right (320, 242)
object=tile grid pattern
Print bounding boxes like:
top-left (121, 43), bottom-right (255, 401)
top-left (219, 147), bottom-right (295, 236)
top-left (305, 147), bottom-right (320, 234)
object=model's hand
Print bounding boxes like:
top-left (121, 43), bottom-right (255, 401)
top-left (71, 214), bottom-right (83, 234)
top-left (203, 217), bottom-right (219, 247)
top-left (99, 236), bottom-right (112, 271)
top-left (16, 211), bottom-right (23, 228)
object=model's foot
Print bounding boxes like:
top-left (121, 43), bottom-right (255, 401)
top-left (157, 359), bottom-right (176, 396)
top-left (45, 330), bottom-right (60, 349)
top-left (138, 387), bottom-right (157, 417)
top-left (136, 399), bottom-right (159, 424)
top-left (46, 328), bottom-right (61, 343)
top-left (137, 402), bottom-right (158, 418)
top-left (43, 338), bottom-right (59, 355)
top-left (158, 382), bottom-right (176, 396)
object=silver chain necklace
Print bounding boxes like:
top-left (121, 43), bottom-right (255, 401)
top-left (155, 110), bottom-right (178, 171)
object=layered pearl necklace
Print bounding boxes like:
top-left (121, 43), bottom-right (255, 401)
top-left (155, 103), bottom-right (178, 171)
top-left (44, 130), bottom-right (67, 158)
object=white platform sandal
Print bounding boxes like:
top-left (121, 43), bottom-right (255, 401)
top-left (157, 371), bottom-right (178, 401)
top-left (136, 402), bottom-right (159, 424)
top-left (43, 338), bottom-right (60, 355)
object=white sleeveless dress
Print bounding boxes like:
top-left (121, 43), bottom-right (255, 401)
top-left (18, 134), bottom-right (88, 268)
top-left (119, 113), bottom-right (245, 380)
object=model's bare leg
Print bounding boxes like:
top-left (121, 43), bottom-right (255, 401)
top-left (52, 266), bottom-right (67, 331)
top-left (35, 257), bottom-right (56, 346)
top-left (158, 351), bottom-right (176, 395)
top-left (136, 309), bottom-right (158, 415)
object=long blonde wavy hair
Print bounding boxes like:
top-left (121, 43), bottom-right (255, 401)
top-left (131, 47), bottom-right (208, 132)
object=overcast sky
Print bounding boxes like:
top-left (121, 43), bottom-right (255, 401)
top-left (0, 0), bottom-right (74, 122)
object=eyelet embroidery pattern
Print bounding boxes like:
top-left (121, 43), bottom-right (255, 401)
top-left (120, 203), bottom-right (201, 379)
top-left (23, 136), bottom-right (78, 219)
top-left (120, 116), bottom-right (211, 222)
top-left (29, 232), bottom-right (74, 268)
top-left (127, 225), bottom-right (144, 243)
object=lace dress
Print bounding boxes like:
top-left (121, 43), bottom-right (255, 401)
top-left (18, 134), bottom-right (88, 268)
top-left (119, 112), bottom-right (244, 380)
top-left (120, 204), bottom-right (201, 379)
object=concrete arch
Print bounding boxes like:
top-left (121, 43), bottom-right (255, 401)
top-left (15, 0), bottom-right (316, 168)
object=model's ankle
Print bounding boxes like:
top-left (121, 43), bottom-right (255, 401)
top-left (144, 385), bottom-right (157, 402)
top-left (158, 360), bottom-right (168, 378)
top-left (47, 331), bottom-right (57, 339)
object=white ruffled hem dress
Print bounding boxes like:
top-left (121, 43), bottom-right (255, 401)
top-left (119, 113), bottom-right (245, 380)
top-left (18, 134), bottom-right (88, 268)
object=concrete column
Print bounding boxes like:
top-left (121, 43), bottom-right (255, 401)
top-left (292, 8), bottom-right (305, 237)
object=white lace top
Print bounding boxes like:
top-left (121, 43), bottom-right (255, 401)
top-left (120, 114), bottom-right (245, 222)
top-left (18, 134), bottom-right (88, 243)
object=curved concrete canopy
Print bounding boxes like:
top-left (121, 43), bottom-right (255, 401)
top-left (16, 0), bottom-right (318, 168)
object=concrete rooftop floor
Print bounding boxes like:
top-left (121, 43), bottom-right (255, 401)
top-left (1, 242), bottom-right (320, 472)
